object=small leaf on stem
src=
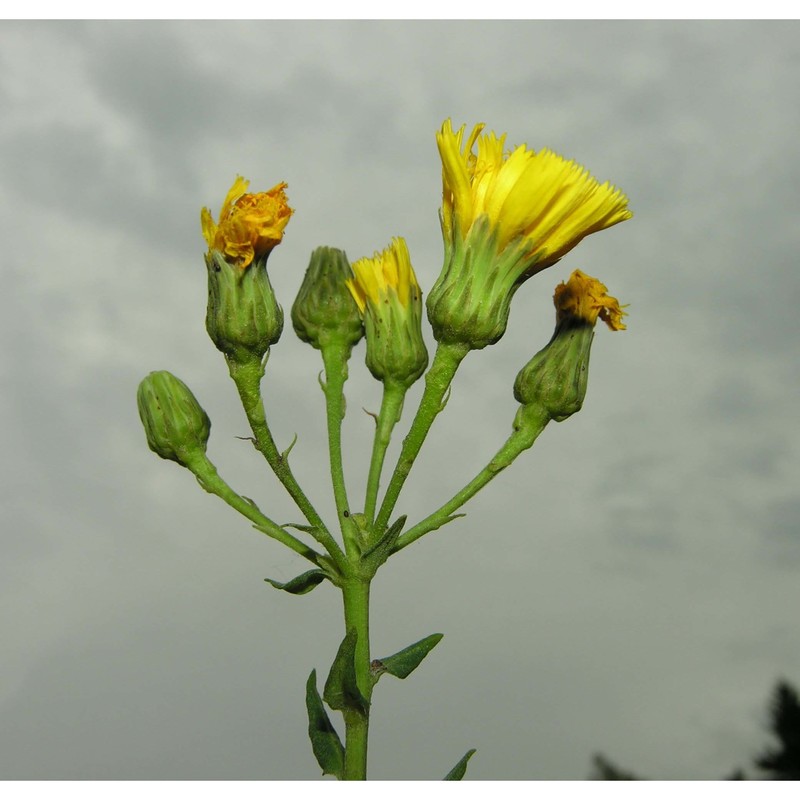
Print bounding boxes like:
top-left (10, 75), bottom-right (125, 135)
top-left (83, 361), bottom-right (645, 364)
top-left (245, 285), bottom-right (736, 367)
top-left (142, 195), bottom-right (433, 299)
top-left (305, 670), bottom-right (345, 779)
top-left (444, 748), bottom-right (476, 780)
top-left (324, 628), bottom-right (369, 716)
top-left (372, 633), bottom-right (443, 682)
top-left (265, 570), bottom-right (329, 595)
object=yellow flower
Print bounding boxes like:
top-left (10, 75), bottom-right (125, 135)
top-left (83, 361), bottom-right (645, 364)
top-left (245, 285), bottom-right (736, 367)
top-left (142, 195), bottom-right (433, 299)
top-left (554, 269), bottom-right (627, 331)
top-left (201, 176), bottom-right (293, 268)
top-left (428, 120), bottom-right (632, 350)
top-left (437, 120), bottom-right (631, 271)
top-left (346, 237), bottom-right (428, 388)
top-left (347, 237), bottom-right (421, 313)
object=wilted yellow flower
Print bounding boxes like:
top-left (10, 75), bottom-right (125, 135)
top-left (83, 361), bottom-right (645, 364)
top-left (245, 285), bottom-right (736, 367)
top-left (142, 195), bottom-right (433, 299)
top-left (201, 176), bottom-right (293, 269)
top-left (347, 237), bottom-right (428, 387)
top-left (554, 269), bottom-right (627, 331)
top-left (437, 120), bottom-right (631, 270)
top-left (514, 269), bottom-right (626, 422)
top-left (428, 120), bottom-right (632, 350)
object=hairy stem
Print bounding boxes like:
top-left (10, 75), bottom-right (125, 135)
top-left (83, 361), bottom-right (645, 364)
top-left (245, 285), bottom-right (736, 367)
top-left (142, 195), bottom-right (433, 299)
top-left (186, 453), bottom-right (323, 565)
top-left (320, 343), bottom-right (359, 557)
top-left (341, 577), bottom-right (372, 780)
top-left (363, 381), bottom-right (406, 527)
top-left (374, 341), bottom-right (469, 534)
top-left (394, 404), bottom-right (550, 552)
top-left (227, 356), bottom-right (345, 566)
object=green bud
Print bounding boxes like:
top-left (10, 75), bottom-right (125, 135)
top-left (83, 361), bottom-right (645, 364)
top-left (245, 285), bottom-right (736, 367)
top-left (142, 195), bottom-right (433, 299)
top-left (513, 317), bottom-right (595, 422)
top-left (291, 247), bottom-right (364, 351)
top-left (205, 250), bottom-right (283, 363)
top-left (137, 371), bottom-right (211, 466)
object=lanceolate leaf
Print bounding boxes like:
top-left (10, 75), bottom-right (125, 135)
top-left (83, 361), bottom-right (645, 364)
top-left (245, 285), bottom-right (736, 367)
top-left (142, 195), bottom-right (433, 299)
top-left (362, 515), bottom-right (407, 561)
top-left (444, 748), bottom-right (476, 781)
top-left (305, 670), bottom-right (344, 779)
top-left (265, 569), bottom-right (329, 595)
top-left (323, 628), bottom-right (369, 716)
top-left (372, 633), bottom-right (444, 682)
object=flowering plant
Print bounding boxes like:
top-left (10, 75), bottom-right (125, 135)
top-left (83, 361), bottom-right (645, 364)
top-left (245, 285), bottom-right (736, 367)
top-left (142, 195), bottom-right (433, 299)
top-left (137, 120), bottom-right (631, 780)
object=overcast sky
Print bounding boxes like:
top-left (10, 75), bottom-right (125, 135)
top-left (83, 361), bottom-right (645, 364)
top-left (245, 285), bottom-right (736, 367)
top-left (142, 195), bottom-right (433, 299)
top-left (1, 20), bottom-right (799, 781)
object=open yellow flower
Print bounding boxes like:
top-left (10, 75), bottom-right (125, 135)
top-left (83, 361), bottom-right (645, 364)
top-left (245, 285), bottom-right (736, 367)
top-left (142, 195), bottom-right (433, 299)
top-left (201, 176), bottom-right (293, 269)
top-left (438, 120), bottom-right (631, 269)
top-left (347, 237), bottom-right (428, 388)
top-left (428, 120), bottom-right (632, 350)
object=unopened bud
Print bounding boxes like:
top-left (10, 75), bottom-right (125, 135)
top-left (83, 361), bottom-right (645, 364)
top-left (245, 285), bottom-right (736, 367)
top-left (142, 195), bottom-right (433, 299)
top-left (137, 371), bottom-right (211, 466)
top-left (291, 247), bottom-right (364, 351)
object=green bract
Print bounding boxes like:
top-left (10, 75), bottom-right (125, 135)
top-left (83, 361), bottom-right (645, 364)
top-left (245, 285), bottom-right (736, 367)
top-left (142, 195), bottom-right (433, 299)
top-left (205, 250), bottom-right (283, 363)
top-left (514, 317), bottom-right (595, 422)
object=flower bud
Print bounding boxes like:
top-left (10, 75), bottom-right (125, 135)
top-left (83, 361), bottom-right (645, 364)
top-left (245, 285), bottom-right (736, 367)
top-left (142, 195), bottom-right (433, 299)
top-left (201, 176), bottom-right (291, 362)
top-left (137, 371), bottom-right (211, 466)
top-left (346, 237), bottom-right (429, 389)
top-left (514, 270), bottom-right (626, 422)
top-left (291, 246), bottom-right (364, 351)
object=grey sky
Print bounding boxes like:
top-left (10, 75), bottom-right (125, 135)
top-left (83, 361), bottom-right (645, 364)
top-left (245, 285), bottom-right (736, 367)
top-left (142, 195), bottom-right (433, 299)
top-left (1, 20), bottom-right (798, 780)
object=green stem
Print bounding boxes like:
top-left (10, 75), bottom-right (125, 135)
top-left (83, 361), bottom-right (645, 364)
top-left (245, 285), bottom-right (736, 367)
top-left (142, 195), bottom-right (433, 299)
top-left (341, 577), bottom-right (372, 780)
top-left (320, 343), bottom-right (359, 556)
top-left (363, 381), bottom-right (406, 527)
top-left (227, 355), bottom-right (345, 567)
top-left (394, 404), bottom-right (550, 552)
top-left (186, 453), bottom-right (323, 565)
top-left (374, 341), bottom-right (469, 534)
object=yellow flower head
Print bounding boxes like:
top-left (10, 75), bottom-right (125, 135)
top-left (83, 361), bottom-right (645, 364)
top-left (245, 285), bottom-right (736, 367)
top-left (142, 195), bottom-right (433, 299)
top-left (201, 176), bottom-right (293, 269)
top-left (347, 237), bottom-right (421, 313)
top-left (437, 120), bottom-right (632, 270)
top-left (346, 237), bottom-right (428, 388)
top-left (554, 269), bottom-right (627, 331)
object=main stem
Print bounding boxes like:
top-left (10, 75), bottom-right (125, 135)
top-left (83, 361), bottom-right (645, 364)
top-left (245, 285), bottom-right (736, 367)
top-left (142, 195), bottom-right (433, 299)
top-left (342, 577), bottom-right (372, 780)
top-left (374, 341), bottom-right (469, 533)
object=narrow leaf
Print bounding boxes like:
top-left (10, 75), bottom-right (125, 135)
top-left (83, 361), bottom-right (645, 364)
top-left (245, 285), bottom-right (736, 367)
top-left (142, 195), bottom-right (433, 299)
top-left (373, 633), bottom-right (443, 681)
top-left (362, 514), bottom-right (407, 560)
top-left (323, 628), bottom-right (369, 716)
top-left (265, 569), bottom-right (329, 595)
top-left (305, 670), bottom-right (344, 779)
top-left (444, 748), bottom-right (476, 780)
top-left (283, 522), bottom-right (319, 534)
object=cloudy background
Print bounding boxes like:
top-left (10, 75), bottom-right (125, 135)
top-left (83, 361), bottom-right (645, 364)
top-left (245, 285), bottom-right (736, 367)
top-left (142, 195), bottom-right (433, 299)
top-left (1, 21), bottom-right (798, 781)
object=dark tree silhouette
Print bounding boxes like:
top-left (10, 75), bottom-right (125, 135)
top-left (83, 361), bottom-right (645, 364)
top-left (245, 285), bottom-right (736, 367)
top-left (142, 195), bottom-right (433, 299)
top-left (590, 753), bottom-right (640, 780)
top-left (756, 680), bottom-right (800, 780)
top-left (590, 678), bottom-right (800, 780)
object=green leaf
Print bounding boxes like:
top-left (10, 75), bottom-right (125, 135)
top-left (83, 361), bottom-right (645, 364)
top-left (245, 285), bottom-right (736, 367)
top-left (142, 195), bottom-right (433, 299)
top-left (282, 522), bottom-right (319, 534)
top-left (373, 633), bottom-right (444, 682)
top-left (305, 670), bottom-right (344, 779)
top-left (361, 514), bottom-right (407, 561)
top-left (323, 628), bottom-right (369, 716)
top-left (265, 569), bottom-right (329, 595)
top-left (444, 748), bottom-right (476, 780)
